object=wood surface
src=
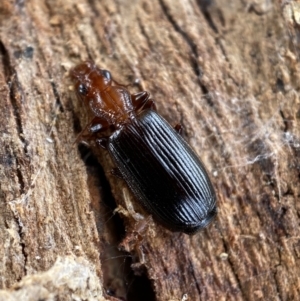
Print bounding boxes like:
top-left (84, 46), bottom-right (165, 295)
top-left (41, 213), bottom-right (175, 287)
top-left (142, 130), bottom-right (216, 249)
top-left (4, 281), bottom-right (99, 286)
top-left (0, 0), bottom-right (299, 300)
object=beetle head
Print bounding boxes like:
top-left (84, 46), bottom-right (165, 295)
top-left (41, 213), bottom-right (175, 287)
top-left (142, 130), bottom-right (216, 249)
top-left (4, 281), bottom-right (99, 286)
top-left (70, 60), bottom-right (112, 104)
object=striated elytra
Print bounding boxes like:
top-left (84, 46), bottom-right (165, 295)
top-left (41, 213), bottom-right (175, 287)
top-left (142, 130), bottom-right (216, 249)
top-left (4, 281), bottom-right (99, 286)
top-left (71, 61), bottom-right (217, 234)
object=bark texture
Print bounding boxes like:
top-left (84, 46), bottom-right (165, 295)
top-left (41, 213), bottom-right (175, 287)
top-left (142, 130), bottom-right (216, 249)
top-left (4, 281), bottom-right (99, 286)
top-left (0, 0), bottom-right (299, 300)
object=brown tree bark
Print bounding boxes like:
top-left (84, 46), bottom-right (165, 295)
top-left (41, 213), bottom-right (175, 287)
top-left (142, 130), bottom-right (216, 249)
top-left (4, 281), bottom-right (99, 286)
top-left (0, 0), bottom-right (299, 300)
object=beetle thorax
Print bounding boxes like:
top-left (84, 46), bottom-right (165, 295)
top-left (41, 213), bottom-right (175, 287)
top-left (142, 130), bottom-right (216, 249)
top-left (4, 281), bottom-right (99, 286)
top-left (90, 87), bottom-right (135, 127)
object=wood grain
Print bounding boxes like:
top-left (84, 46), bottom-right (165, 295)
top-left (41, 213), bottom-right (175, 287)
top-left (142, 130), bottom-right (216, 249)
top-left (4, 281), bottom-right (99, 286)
top-left (0, 0), bottom-right (299, 300)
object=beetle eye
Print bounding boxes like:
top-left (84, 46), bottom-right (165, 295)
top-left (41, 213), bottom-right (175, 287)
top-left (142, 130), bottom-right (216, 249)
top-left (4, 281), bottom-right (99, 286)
top-left (78, 83), bottom-right (88, 96)
top-left (101, 70), bottom-right (111, 81)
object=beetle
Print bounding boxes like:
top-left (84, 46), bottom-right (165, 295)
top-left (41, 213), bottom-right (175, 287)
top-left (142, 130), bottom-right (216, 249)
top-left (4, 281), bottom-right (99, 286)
top-left (70, 61), bottom-right (217, 234)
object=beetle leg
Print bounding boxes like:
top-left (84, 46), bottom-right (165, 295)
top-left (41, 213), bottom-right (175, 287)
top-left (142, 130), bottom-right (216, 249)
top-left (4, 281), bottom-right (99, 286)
top-left (111, 167), bottom-right (123, 179)
top-left (132, 91), bottom-right (157, 112)
top-left (88, 117), bottom-right (110, 134)
top-left (131, 91), bottom-right (150, 110)
top-left (74, 117), bottom-right (110, 144)
top-left (96, 137), bottom-right (109, 149)
top-left (141, 98), bottom-right (157, 111)
top-left (112, 78), bottom-right (130, 88)
top-left (174, 124), bottom-right (183, 135)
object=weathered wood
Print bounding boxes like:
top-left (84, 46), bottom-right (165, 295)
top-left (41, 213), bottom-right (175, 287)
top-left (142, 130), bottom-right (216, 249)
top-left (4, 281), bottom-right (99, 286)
top-left (0, 0), bottom-right (299, 300)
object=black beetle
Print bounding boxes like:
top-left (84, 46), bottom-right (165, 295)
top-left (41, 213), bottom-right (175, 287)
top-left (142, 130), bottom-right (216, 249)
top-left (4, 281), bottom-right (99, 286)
top-left (70, 61), bottom-right (217, 234)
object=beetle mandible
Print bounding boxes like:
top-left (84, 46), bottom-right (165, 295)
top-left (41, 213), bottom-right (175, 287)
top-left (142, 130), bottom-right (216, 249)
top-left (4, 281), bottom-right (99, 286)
top-left (70, 61), bottom-right (217, 234)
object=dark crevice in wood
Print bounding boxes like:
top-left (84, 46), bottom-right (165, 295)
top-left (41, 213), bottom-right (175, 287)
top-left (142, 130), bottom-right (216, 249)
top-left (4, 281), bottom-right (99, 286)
top-left (187, 258), bottom-right (203, 300)
top-left (260, 193), bottom-right (289, 237)
top-left (0, 40), bottom-right (28, 194)
top-left (0, 41), bottom-right (26, 143)
top-left (44, 0), bottom-right (57, 20)
top-left (215, 36), bottom-right (232, 68)
top-left (77, 144), bottom-right (155, 301)
top-left (276, 78), bottom-right (285, 93)
top-left (19, 239), bottom-right (27, 279)
top-left (87, 0), bottom-right (98, 16)
top-left (200, 85), bottom-right (214, 107)
top-left (76, 27), bottom-right (94, 61)
top-left (77, 144), bottom-right (127, 295)
top-left (3, 208), bottom-right (26, 281)
top-left (49, 80), bottom-right (64, 113)
top-left (137, 17), bottom-right (154, 53)
top-left (77, 144), bottom-right (122, 234)
top-left (86, 0), bottom-right (113, 55)
top-left (281, 187), bottom-right (294, 197)
top-left (196, 2), bottom-right (234, 85)
top-left (273, 250), bottom-right (283, 301)
top-left (196, 0), bottom-right (219, 34)
top-left (11, 211), bottom-right (27, 279)
top-left (158, 0), bottom-right (214, 107)
top-left (15, 0), bottom-right (25, 9)
top-left (15, 157), bottom-right (26, 194)
top-left (126, 274), bottom-right (156, 301)
top-left (279, 110), bottom-right (288, 132)
top-left (273, 272), bottom-right (283, 301)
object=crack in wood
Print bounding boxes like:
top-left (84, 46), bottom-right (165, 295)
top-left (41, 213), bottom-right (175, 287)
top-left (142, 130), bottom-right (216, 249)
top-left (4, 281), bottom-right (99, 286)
top-left (158, 0), bottom-right (215, 107)
top-left (77, 144), bottom-right (156, 300)
top-left (187, 258), bottom-right (203, 299)
top-left (0, 40), bottom-right (30, 195)
top-left (0, 41), bottom-right (26, 143)
top-left (196, 0), bottom-right (219, 34)
top-left (8, 203), bottom-right (28, 279)
top-left (273, 251), bottom-right (283, 301)
top-left (137, 17), bottom-right (154, 53)
top-left (49, 80), bottom-right (64, 113)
